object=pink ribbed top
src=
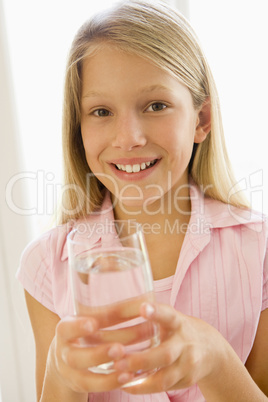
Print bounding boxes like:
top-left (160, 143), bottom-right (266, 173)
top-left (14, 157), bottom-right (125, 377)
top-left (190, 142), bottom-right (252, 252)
top-left (17, 183), bottom-right (268, 401)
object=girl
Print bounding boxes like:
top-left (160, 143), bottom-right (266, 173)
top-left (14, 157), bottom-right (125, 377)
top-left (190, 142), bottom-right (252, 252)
top-left (17, 1), bottom-right (268, 401)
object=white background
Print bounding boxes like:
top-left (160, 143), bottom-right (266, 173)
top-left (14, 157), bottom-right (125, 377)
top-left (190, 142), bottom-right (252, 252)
top-left (1, 0), bottom-right (267, 400)
top-left (189, 0), bottom-right (268, 215)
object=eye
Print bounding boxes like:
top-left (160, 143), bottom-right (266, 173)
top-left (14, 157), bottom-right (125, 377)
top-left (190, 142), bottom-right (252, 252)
top-left (92, 108), bottom-right (111, 117)
top-left (146, 102), bottom-right (167, 112)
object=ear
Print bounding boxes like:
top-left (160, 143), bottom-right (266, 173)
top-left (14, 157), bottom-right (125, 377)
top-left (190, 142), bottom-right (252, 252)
top-left (194, 97), bottom-right (211, 143)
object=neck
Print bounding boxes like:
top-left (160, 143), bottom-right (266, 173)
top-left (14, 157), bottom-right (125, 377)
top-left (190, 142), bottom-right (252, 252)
top-left (113, 180), bottom-right (192, 233)
top-left (112, 181), bottom-right (192, 281)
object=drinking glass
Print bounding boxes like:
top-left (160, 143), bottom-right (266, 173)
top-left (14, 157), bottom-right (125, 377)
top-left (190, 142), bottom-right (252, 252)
top-left (67, 219), bottom-right (160, 387)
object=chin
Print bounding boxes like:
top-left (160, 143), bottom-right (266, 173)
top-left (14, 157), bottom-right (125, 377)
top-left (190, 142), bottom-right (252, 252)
top-left (113, 189), bottom-right (167, 214)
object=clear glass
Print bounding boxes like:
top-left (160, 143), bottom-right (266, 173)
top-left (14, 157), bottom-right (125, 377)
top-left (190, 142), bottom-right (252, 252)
top-left (67, 220), bottom-right (160, 387)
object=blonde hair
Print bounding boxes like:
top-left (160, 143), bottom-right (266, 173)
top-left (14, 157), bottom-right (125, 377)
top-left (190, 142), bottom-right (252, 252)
top-left (59, 0), bottom-right (249, 224)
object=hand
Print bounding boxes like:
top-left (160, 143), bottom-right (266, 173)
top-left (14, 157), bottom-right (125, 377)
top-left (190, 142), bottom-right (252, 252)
top-left (47, 316), bottom-right (133, 393)
top-left (114, 303), bottom-right (228, 394)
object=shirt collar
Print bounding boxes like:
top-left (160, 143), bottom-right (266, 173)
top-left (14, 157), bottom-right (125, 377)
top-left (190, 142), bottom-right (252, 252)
top-left (60, 191), bottom-right (115, 261)
top-left (61, 181), bottom-right (265, 261)
top-left (189, 179), bottom-right (264, 230)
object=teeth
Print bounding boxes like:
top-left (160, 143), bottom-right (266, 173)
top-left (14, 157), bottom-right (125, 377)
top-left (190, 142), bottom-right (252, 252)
top-left (115, 160), bottom-right (157, 173)
top-left (133, 164), bottom-right (140, 173)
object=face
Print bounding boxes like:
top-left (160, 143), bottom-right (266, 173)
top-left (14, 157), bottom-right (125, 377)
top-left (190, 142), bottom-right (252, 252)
top-left (80, 44), bottom-right (206, 214)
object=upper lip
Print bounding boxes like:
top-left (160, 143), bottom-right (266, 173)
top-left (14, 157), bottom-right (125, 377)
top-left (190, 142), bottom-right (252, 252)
top-left (108, 157), bottom-right (159, 165)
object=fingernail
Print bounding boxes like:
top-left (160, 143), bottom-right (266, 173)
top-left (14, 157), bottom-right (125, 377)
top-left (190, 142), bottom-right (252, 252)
top-left (108, 345), bottom-right (123, 359)
top-left (144, 303), bottom-right (155, 317)
top-left (118, 372), bottom-right (132, 384)
top-left (83, 320), bottom-right (94, 333)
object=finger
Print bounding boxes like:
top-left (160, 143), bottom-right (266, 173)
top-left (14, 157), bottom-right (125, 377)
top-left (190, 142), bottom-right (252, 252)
top-left (140, 303), bottom-right (183, 330)
top-left (123, 351), bottom-right (200, 395)
top-left (56, 316), bottom-right (98, 341)
top-left (65, 366), bottom-right (135, 393)
top-left (123, 363), bottom-right (185, 394)
top-left (62, 342), bottom-right (126, 370)
top-left (85, 320), bottom-right (157, 346)
top-left (77, 293), bottom-right (154, 328)
top-left (114, 333), bottom-right (182, 373)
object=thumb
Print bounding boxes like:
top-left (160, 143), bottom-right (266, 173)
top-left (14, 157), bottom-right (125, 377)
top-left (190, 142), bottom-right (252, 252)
top-left (140, 302), bottom-right (183, 330)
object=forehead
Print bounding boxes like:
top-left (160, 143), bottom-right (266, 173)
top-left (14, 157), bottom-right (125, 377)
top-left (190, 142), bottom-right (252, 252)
top-left (81, 43), bottom-right (187, 96)
top-left (82, 43), bottom-right (160, 75)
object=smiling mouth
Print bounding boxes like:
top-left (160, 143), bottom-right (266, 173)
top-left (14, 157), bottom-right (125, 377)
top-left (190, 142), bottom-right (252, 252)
top-left (114, 159), bottom-right (158, 173)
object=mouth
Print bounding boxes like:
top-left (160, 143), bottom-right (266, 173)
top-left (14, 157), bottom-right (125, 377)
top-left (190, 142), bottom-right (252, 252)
top-left (113, 159), bottom-right (158, 173)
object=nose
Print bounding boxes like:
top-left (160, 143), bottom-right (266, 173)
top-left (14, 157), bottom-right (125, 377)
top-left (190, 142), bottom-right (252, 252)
top-left (112, 114), bottom-right (147, 151)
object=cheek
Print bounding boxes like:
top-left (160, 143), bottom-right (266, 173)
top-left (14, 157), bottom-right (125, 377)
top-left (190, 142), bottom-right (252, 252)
top-left (163, 119), bottom-right (196, 167)
top-left (161, 121), bottom-right (195, 153)
top-left (81, 127), bottom-right (103, 163)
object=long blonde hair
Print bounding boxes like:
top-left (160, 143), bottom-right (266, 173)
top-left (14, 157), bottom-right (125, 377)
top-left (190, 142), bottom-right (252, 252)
top-left (59, 0), bottom-right (249, 224)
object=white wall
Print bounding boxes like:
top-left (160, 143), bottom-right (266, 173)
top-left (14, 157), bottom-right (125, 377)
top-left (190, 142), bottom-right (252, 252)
top-left (168, 0), bottom-right (189, 16)
top-left (189, 0), bottom-right (268, 215)
top-left (0, 0), bottom-right (35, 400)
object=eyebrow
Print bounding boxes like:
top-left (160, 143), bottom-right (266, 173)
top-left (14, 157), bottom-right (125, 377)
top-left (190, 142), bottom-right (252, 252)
top-left (140, 84), bottom-right (171, 94)
top-left (82, 84), bottom-right (171, 99)
top-left (82, 90), bottom-right (104, 99)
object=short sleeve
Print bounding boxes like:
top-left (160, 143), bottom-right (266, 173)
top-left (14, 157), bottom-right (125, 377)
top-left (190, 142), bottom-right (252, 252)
top-left (16, 231), bottom-right (56, 313)
top-left (262, 226), bottom-right (268, 311)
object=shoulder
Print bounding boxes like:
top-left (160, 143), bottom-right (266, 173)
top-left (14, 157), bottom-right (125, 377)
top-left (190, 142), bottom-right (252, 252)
top-left (17, 217), bottom-right (96, 314)
top-left (191, 182), bottom-right (265, 229)
top-left (190, 181), bottom-right (267, 239)
top-left (189, 183), bottom-right (268, 277)
top-left (19, 223), bottom-right (71, 270)
top-left (208, 198), bottom-right (267, 242)
top-left (19, 191), bottom-right (115, 272)
top-left (17, 223), bottom-right (73, 312)
top-left (205, 201), bottom-right (268, 285)
top-left (16, 224), bottom-right (70, 314)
